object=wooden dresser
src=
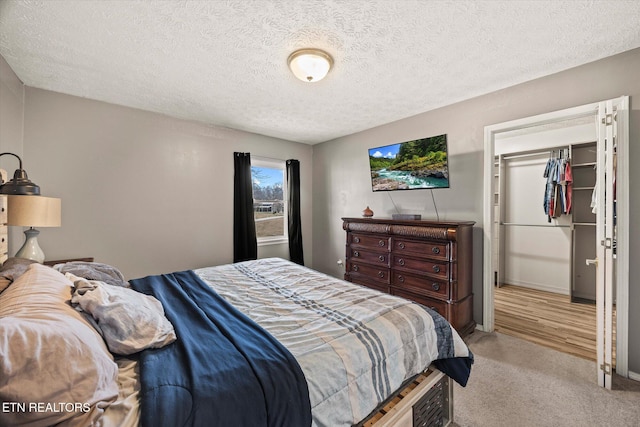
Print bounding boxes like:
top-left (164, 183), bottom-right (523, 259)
top-left (343, 217), bottom-right (475, 336)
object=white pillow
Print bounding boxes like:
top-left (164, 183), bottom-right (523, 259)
top-left (68, 273), bottom-right (176, 355)
top-left (0, 264), bottom-right (119, 427)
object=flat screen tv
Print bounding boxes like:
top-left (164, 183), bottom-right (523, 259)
top-left (368, 134), bottom-right (450, 191)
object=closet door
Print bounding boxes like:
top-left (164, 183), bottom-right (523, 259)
top-left (593, 100), bottom-right (616, 389)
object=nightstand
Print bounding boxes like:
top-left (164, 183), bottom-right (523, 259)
top-left (43, 257), bottom-right (94, 266)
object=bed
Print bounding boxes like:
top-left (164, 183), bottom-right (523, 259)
top-left (0, 257), bottom-right (472, 427)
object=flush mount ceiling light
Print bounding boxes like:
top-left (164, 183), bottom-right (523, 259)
top-left (287, 48), bottom-right (333, 83)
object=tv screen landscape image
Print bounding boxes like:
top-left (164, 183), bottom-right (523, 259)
top-left (368, 134), bottom-right (450, 191)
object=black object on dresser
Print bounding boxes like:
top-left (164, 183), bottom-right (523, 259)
top-left (343, 217), bottom-right (476, 336)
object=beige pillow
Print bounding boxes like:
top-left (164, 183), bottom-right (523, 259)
top-left (0, 263), bottom-right (119, 427)
top-left (0, 257), bottom-right (37, 293)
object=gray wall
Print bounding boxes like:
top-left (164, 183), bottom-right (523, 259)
top-left (312, 48), bottom-right (640, 374)
top-left (0, 56), bottom-right (25, 254)
top-left (0, 57), bottom-right (22, 153)
top-left (10, 82), bottom-right (314, 280)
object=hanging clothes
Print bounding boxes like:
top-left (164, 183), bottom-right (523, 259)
top-left (555, 155), bottom-right (565, 217)
top-left (543, 150), bottom-right (572, 222)
top-left (591, 180), bottom-right (598, 214)
top-left (564, 159), bottom-right (573, 214)
top-left (543, 155), bottom-right (555, 222)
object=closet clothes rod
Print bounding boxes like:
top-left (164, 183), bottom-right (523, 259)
top-left (500, 222), bottom-right (571, 228)
top-left (501, 146), bottom-right (570, 161)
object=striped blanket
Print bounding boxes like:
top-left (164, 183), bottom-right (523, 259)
top-left (196, 257), bottom-right (472, 426)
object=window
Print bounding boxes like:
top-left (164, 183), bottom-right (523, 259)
top-left (251, 158), bottom-right (287, 245)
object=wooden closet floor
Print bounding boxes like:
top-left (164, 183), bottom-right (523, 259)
top-left (494, 284), bottom-right (616, 363)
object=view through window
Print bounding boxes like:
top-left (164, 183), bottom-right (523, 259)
top-left (251, 159), bottom-right (286, 242)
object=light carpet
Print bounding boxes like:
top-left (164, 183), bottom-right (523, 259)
top-left (452, 331), bottom-right (640, 427)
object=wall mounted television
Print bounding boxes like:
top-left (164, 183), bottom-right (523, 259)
top-left (368, 134), bottom-right (450, 191)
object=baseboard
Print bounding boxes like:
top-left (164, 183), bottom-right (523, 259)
top-left (628, 371), bottom-right (640, 382)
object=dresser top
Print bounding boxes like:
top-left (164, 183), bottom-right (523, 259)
top-left (342, 217), bottom-right (475, 227)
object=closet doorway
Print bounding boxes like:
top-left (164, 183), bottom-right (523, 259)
top-left (482, 97), bottom-right (629, 389)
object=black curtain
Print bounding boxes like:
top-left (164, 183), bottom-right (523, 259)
top-left (233, 152), bottom-right (257, 262)
top-left (286, 159), bottom-right (304, 265)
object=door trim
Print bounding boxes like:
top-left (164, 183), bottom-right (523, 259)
top-left (482, 97), bottom-right (629, 378)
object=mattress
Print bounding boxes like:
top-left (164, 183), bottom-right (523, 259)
top-left (193, 258), bottom-right (471, 426)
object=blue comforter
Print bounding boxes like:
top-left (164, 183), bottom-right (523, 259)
top-left (130, 270), bottom-right (312, 427)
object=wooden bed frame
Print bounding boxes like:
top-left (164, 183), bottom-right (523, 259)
top-left (361, 368), bottom-right (453, 427)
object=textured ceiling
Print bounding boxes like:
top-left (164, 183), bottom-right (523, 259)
top-left (1, 1), bottom-right (639, 144)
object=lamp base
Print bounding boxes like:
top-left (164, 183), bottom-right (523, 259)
top-left (15, 227), bottom-right (45, 263)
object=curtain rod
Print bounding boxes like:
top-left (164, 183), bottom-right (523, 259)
top-left (250, 154), bottom-right (290, 163)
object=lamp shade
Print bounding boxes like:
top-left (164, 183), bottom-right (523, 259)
top-left (8, 196), bottom-right (61, 227)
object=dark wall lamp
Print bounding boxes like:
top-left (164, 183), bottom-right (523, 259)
top-left (0, 152), bottom-right (41, 195)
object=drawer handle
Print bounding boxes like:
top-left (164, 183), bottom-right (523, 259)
top-left (354, 237), bottom-right (360, 243)
top-left (432, 247), bottom-right (440, 254)
top-left (397, 275), bottom-right (405, 283)
top-left (354, 251), bottom-right (360, 257)
top-left (398, 258), bottom-right (405, 266)
top-left (378, 271), bottom-right (385, 278)
top-left (378, 240), bottom-right (385, 247)
top-left (1, 207), bottom-right (4, 213)
top-left (352, 265), bottom-right (359, 272)
top-left (378, 255), bottom-right (385, 262)
top-left (398, 242), bottom-right (405, 249)
top-left (432, 283), bottom-right (440, 291)
top-left (432, 265), bottom-right (441, 273)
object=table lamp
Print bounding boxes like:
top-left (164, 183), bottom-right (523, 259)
top-left (8, 195), bottom-right (61, 263)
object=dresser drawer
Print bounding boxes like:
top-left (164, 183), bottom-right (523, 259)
top-left (0, 196), bottom-right (6, 223)
top-left (392, 271), bottom-right (450, 299)
top-left (392, 255), bottom-right (449, 280)
top-left (392, 238), bottom-right (449, 261)
top-left (391, 288), bottom-right (448, 318)
top-left (349, 233), bottom-right (391, 251)
top-left (0, 227), bottom-right (7, 256)
top-left (348, 247), bottom-right (390, 267)
top-left (346, 261), bottom-right (390, 285)
top-left (350, 276), bottom-right (390, 294)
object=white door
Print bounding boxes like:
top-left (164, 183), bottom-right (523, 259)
top-left (593, 99), bottom-right (619, 389)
